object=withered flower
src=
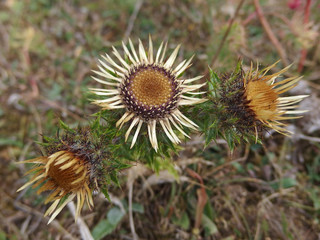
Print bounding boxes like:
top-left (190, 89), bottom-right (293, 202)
top-left (17, 127), bottom-right (111, 224)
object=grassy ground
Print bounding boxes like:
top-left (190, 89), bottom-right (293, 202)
top-left (1, 0), bottom-right (320, 239)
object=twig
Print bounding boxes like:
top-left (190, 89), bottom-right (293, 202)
top-left (124, 0), bottom-right (144, 43)
top-left (311, 34), bottom-right (320, 64)
top-left (253, 0), bottom-right (289, 66)
top-left (128, 181), bottom-right (139, 240)
top-left (186, 169), bottom-right (207, 234)
top-left (254, 222), bottom-right (261, 240)
top-left (298, 0), bottom-right (312, 72)
top-left (29, 104), bottom-right (43, 142)
top-left (209, 0), bottom-right (246, 69)
top-left (18, 140), bottom-right (32, 163)
top-left (39, 95), bottom-right (83, 121)
top-left (12, 197), bottom-right (77, 240)
top-left (0, 212), bottom-right (24, 240)
top-left (99, 193), bottom-right (126, 214)
top-left (243, 12), bottom-right (257, 26)
top-left (67, 202), bottom-right (94, 240)
top-left (205, 145), bottom-right (250, 177)
top-left (125, 164), bottom-right (149, 240)
top-left (296, 133), bottom-right (320, 143)
top-left (307, 81), bottom-right (320, 90)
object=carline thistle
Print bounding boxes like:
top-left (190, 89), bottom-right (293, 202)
top-left (90, 36), bottom-right (207, 151)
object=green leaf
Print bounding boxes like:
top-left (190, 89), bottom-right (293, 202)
top-left (280, 177), bottom-right (297, 189)
top-left (309, 189), bottom-right (320, 210)
top-left (132, 203), bottom-right (144, 213)
top-left (101, 188), bottom-right (111, 201)
top-left (228, 60), bottom-right (242, 84)
top-left (232, 162), bottom-right (245, 173)
top-left (202, 214), bottom-right (218, 236)
top-left (42, 135), bottom-right (55, 142)
top-left (0, 138), bottom-right (23, 148)
top-left (207, 69), bottom-right (221, 98)
top-left (91, 114), bottom-right (101, 131)
top-left (204, 199), bottom-right (215, 220)
top-left (113, 162), bottom-right (132, 170)
top-left (109, 171), bottom-right (120, 186)
top-left (269, 177), bottom-right (297, 190)
top-left (225, 130), bottom-right (236, 151)
top-left (0, 230), bottom-right (7, 240)
top-left (234, 60), bottom-right (242, 75)
top-left (34, 140), bottom-right (50, 147)
top-left (92, 207), bottom-right (125, 240)
top-left (48, 83), bottom-right (62, 101)
top-left (205, 127), bottom-right (215, 148)
top-left (107, 207), bottom-right (125, 224)
top-left (92, 219), bottom-right (115, 240)
top-left (250, 143), bottom-right (262, 151)
top-left (59, 120), bottom-right (76, 133)
top-left (172, 212), bottom-right (190, 230)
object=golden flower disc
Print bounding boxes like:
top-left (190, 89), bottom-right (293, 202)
top-left (131, 68), bottom-right (172, 106)
top-left (246, 80), bottom-right (279, 122)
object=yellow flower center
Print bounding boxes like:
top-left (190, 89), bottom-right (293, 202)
top-left (47, 151), bottom-right (89, 192)
top-left (131, 68), bottom-right (173, 106)
top-left (245, 79), bottom-right (279, 122)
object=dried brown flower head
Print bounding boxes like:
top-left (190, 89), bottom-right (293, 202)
top-left (17, 151), bottom-right (93, 224)
top-left (17, 127), bottom-right (111, 224)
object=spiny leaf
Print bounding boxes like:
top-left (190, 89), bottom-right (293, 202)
top-left (59, 120), bottom-right (76, 133)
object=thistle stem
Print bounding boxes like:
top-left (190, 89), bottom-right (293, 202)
top-left (209, 0), bottom-right (246, 68)
top-left (298, 0), bottom-right (312, 72)
top-left (128, 181), bottom-right (139, 240)
top-left (253, 0), bottom-right (289, 66)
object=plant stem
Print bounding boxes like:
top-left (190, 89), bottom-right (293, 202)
top-left (253, 0), bottom-right (289, 66)
top-left (209, 0), bottom-right (246, 68)
top-left (298, 0), bottom-right (312, 72)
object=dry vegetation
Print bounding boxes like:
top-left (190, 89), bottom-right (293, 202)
top-left (0, 0), bottom-right (320, 239)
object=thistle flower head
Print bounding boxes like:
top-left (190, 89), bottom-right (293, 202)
top-left (208, 61), bottom-right (308, 144)
top-left (17, 127), bottom-right (111, 224)
top-left (90, 36), bottom-right (206, 151)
